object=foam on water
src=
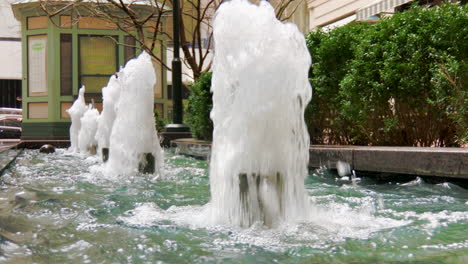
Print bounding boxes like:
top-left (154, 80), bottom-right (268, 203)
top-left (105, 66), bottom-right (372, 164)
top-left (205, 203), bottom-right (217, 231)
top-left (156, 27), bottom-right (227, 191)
top-left (118, 198), bottom-right (409, 251)
top-left (66, 87), bottom-right (87, 152)
top-left (106, 52), bottom-right (164, 177)
top-left (3, 149), bottom-right (467, 263)
top-left (78, 105), bottom-right (100, 155)
top-left (208, 0), bottom-right (312, 227)
top-left (95, 74), bottom-right (121, 151)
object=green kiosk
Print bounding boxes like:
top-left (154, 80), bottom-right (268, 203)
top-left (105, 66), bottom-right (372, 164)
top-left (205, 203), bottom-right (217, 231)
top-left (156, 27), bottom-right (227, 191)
top-left (11, 0), bottom-right (169, 140)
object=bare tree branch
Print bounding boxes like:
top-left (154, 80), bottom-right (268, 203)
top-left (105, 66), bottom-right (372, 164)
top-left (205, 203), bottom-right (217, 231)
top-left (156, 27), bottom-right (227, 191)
top-left (279, 0), bottom-right (305, 21)
top-left (39, 0), bottom-right (304, 82)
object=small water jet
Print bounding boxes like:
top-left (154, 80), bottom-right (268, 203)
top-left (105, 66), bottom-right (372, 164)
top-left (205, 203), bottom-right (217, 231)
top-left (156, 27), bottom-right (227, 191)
top-left (66, 87), bottom-right (87, 153)
top-left (95, 74), bottom-right (121, 161)
top-left (209, 0), bottom-right (312, 227)
top-left (78, 105), bottom-right (100, 155)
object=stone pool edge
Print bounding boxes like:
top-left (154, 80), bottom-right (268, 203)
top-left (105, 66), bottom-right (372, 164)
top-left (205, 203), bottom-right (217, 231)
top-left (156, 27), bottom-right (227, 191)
top-left (1, 138), bottom-right (466, 184)
top-left (170, 138), bottom-right (468, 181)
top-left (0, 140), bottom-right (23, 176)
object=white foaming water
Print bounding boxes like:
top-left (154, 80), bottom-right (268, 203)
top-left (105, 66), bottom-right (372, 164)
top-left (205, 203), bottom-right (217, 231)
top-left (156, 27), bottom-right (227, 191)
top-left (78, 105), bottom-right (100, 154)
top-left (67, 87), bottom-right (87, 152)
top-left (208, 0), bottom-right (312, 227)
top-left (95, 74), bottom-right (121, 151)
top-left (118, 199), bottom-right (409, 251)
top-left (106, 52), bottom-right (163, 176)
top-left (9, 150), bottom-right (467, 258)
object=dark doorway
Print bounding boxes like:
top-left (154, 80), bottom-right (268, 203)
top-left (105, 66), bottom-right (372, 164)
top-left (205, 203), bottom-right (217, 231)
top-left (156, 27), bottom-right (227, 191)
top-left (0, 79), bottom-right (22, 108)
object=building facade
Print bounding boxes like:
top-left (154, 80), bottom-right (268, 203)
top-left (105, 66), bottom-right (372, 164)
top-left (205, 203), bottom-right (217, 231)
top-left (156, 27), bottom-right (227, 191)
top-left (11, 0), bottom-right (168, 140)
top-left (0, 0), bottom-right (22, 108)
top-left (307, 0), bottom-right (463, 30)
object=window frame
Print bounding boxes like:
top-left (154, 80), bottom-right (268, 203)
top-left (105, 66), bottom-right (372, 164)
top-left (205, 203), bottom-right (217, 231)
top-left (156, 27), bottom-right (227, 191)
top-left (27, 34), bottom-right (48, 97)
top-left (60, 34), bottom-right (73, 96)
top-left (78, 34), bottom-right (119, 96)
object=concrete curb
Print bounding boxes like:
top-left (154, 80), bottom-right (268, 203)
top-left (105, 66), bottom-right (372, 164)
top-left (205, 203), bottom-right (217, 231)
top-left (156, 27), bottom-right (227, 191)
top-left (171, 138), bottom-right (468, 180)
top-left (308, 145), bottom-right (468, 179)
top-left (2, 138), bottom-right (466, 181)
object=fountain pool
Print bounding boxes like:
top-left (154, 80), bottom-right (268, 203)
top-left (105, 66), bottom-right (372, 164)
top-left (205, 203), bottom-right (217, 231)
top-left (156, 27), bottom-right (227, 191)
top-left (0, 149), bottom-right (467, 263)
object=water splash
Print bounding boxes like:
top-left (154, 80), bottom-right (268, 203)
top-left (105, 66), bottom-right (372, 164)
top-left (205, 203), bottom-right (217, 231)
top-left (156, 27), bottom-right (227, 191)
top-left (209, 0), bottom-right (312, 227)
top-left (78, 105), bottom-right (100, 155)
top-left (105, 52), bottom-right (164, 176)
top-left (66, 87), bottom-right (87, 153)
top-left (95, 74), bottom-right (121, 152)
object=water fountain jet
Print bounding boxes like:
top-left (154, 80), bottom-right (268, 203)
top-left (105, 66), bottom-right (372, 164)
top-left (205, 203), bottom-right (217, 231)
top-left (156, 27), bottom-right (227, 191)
top-left (105, 52), bottom-right (164, 176)
top-left (78, 105), bottom-right (99, 155)
top-left (96, 74), bottom-right (121, 162)
top-left (209, 0), bottom-right (312, 228)
top-left (66, 87), bottom-right (87, 153)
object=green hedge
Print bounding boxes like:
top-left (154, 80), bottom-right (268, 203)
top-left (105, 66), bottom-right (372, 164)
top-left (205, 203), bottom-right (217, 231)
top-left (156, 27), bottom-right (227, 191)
top-left (306, 22), bottom-right (369, 145)
top-left (186, 72), bottom-right (213, 140)
top-left (154, 109), bottom-right (166, 133)
top-left (307, 3), bottom-right (467, 146)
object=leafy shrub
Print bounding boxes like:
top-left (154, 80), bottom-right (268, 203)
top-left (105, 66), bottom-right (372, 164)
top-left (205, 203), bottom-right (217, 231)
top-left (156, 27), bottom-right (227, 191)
top-left (154, 109), bottom-right (166, 133)
top-left (306, 22), bottom-right (369, 145)
top-left (186, 72), bottom-right (213, 140)
top-left (306, 3), bottom-right (467, 146)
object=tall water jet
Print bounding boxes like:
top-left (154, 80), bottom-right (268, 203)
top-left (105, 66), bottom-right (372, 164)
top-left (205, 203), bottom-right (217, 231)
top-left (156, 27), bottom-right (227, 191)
top-left (95, 74), bottom-right (121, 161)
top-left (209, 0), bottom-right (312, 227)
top-left (67, 87), bottom-right (87, 152)
top-left (106, 52), bottom-right (163, 176)
top-left (78, 105), bottom-right (100, 155)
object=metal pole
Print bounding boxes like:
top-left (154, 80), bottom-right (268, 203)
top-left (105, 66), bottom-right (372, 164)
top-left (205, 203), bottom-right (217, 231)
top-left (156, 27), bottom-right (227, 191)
top-left (172, 0), bottom-right (182, 124)
top-left (166, 0), bottom-right (189, 132)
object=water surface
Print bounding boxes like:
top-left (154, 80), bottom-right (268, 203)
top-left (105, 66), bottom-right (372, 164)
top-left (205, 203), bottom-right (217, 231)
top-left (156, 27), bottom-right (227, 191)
top-left (0, 149), bottom-right (467, 263)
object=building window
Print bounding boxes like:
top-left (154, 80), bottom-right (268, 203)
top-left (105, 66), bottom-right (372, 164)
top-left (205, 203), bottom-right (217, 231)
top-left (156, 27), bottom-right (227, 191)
top-left (28, 102), bottom-right (48, 119)
top-left (28, 35), bottom-right (48, 97)
top-left (60, 34), bottom-right (73, 96)
top-left (0, 80), bottom-right (22, 108)
top-left (124, 36), bottom-right (136, 63)
top-left (79, 35), bottom-right (117, 94)
top-left (27, 17), bottom-right (48, 30)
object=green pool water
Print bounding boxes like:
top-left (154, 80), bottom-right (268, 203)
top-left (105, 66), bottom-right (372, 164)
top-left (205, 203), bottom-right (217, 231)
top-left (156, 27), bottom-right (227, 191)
top-left (0, 149), bottom-right (467, 263)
